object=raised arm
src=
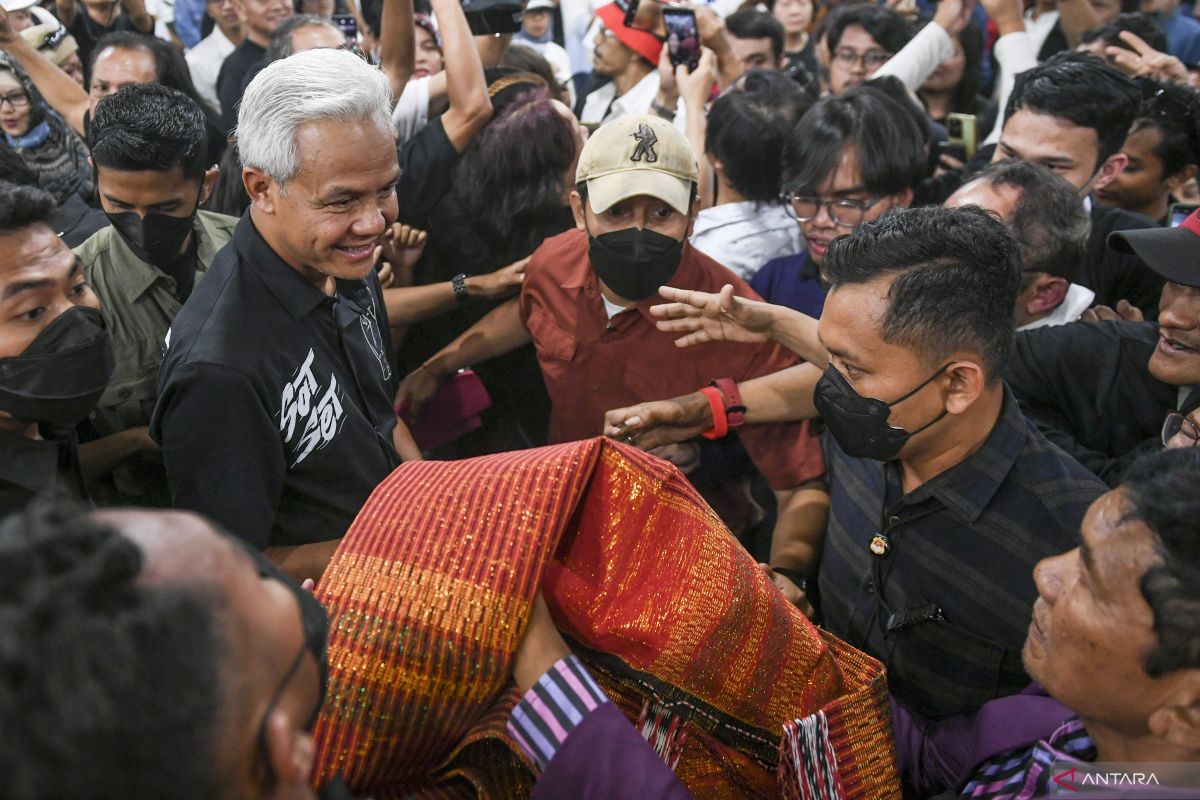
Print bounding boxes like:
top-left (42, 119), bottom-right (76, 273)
top-left (429, 0), bottom-right (493, 152)
top-left (122, 0), bottom-right (156, 33)
top-left (0, 9), bottom-right (90, 137)
top-left (873, 0), bottom-right (973, 92)
top-left (378, 0), bottom-right (415, 103)
top-left (1054, 0), bottom-right (1100, 49)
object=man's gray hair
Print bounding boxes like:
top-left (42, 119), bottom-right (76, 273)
top-left (237, 48), bottom-right (393, 186)
top-left (265, 14), bottom-right (342, 64)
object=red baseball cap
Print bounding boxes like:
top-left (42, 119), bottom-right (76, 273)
top-left (1108, 209), bottom-right (1200, 288)
top-left (595, 2), bottom-right (664, 67)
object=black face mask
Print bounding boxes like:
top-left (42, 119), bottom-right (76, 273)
top-left (812, 362), bottom-right (952, 461)
top-left (587, 227), bottom-right (685, 302)
top-left (105, 195), bottom-right (199, 268)
top-left (0, 306), bottom-right (114, 426)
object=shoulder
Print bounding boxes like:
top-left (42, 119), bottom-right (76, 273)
top-left (1091, 203), bottom-right (1158, 234)
top-left (529, 228), bottom-right (587, 268)
top-left (1007, 413), bottom-right (1107, 528)
top-left (75, 225), bottom-right (118, 268)
top-left (162, 256), bottom-right (244, 365)
top-left (197, 210), bottom-right (239, 239)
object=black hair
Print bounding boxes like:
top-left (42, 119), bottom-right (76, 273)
top-left (265, 14), bottom-right (342, 63)
top-left (725, 9), bottom-right (786, 61)
top-left (825, 3), bottom-right (915, 56)
top-left (917, 19), bottom-right (986, 117)
top-left (1005, 51), bottom-right (1140, 168)
top-left (0, 501), bottom-right (223, 800)
top-left (1079, 12), bottom-right (1167, 55)
top-left (500, 45), bottom-right (564, 98)
top-left (783, 84), bottom-right (928, 196)
top-left (0, 180), bottom-right (56, 234)
top-left (207, 137), bottom-right (251, 217)
top-left (1132, 80), bottom-right (1200, 180)
top-left (359, 0), bottom-right (382, 37)
top-left (88, 32), bottom-right (227, 161)
top-left (0, 144), bottom-right (38, 187)
top-left (967, 159), bottom-right (1089, 282)
top-left (89, 83), bottom-right (211, 181)
top-left (822, 205), bottom-right (1021, 379)
top-left (1119, 448), bottom-right (1200, 678)
top-left (707, 69), bottom-right (815, 202)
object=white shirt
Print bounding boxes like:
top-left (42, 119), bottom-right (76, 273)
top-left (391, 75), bottom-right (432, 145)
top-left (690, 201), bottom-right (804, 281)
top-left (1023, 8), bottom-right (1060, 59)
top-left (580, 70), bottom-right (660, 125)
top-left (1017, 283), bottom-right (1095, 330)
top-left (186, 28), bottom-right (235, 113)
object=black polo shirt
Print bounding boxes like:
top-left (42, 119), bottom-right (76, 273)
top-left (0, 427), bottom-right (87, 522)
top-left (1086, 204), bottom-right (1165, 319)
top-left (150, 213), bottom-right (401, 549)
top-left (216, 39), bottom-right (266, 134)
top-left (1007, 320), bottom-right (1199, 486)
top-left (816, 388), bottom-right (1105, 720)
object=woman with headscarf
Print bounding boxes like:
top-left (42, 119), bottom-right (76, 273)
top-left (0, 54), bottom-right (91, 205)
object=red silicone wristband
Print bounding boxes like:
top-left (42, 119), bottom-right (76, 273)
top-left (700, 386), bottom-right (728, 440)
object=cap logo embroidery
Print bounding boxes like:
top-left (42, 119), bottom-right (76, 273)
top-left (630, 122), bottom-right (658, 163)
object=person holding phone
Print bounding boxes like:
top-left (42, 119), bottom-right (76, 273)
top-left (578, 2), bottom-right (661, 124)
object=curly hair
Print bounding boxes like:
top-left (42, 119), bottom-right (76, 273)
top-left (0, 501), bottom-right (225, 800)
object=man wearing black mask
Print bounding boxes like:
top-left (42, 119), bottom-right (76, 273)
top-left (0, 180), bottom-right (115, 520)
top-left (76, 83), bottom-right (233, 507)
top-left (398, 113), bottom-right (829, 596)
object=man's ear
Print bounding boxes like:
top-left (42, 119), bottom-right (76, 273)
top-left (261, 709), bottom-right (315, 799)
top-left (1147, 674), bottom-right (1200, 751)
top-left (243, 167), bottom-right (277, 216)
top-left (944, 359), bottom-right (986, 416)
top-left (1023, 274), bottom-right (1069, 318)
top-left (1091, 152), bottom-right (1129, 192)
top-left (569, 189), bottom-right (586, 230)
top-left (893, 187), bottom-right (915, 210)
top-left (199, 167), bottom-right (220, 205)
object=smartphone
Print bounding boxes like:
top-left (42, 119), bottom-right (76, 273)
top-left (663, 7), bottom-right (699, 72)
top-left (1168, 202), bottom-right (1198, 227)
top-left (332, 13), bottom-right (357, 45)
top-left (946, 112), bottom-right (977, 160)
top-left (624, 0), bottom-right (665, 36)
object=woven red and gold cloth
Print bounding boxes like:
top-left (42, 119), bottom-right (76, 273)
top-left (311, 437), bottom-right (899, 799)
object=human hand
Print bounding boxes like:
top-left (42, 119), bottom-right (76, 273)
top-left (375, 257), bottom-right (395, 289)
top-left (604, 390), bottom-right (713, 450)
top-left (649, 441), bottom-right (701, 473)
top-left (886, 0), bottom-right (919, 21)
top-left (1079, 299), bottom-right (1144, 322)
top-left (0, 7), bottom-right (17, 46)
top-left (656, 45), bottom-right (680, 106)
top-left (1106, 31), bottom-right (1188, 83)
top-left (468, 256), bottom-right (528, 300)
top-left (395, 364), bottom-right (444, 419)
top-left (758, 564), bottom-right (815, 617)
top-left (933, 0), bottom-right (976, 37)
top-left (694, 4), bottom-right (724, 50)
top-left (513, 592), bottom-right (571, 693)
top-left (977, 0), bottom-right (1023, 33)
top-left (379, 223), bottom-right (427, 286)
top-left (675, 47), bottom-right (717, 110)
top-left (651, 284), bottom-right (775, 348)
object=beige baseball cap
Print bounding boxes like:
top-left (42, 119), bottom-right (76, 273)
top-left (575, 113), bottom-right (699, 216)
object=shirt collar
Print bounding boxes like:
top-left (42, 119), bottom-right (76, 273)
top-left (106, 216), bottom-right (207, 304)
top-left (562, 231), bottom-right (700, 321)
top-left (894, 386), bottom-right (1028, 523)
top-left (235, 211), bottom-right (331, 321)
top-left (1017, 283), bottom-right (1095, 330)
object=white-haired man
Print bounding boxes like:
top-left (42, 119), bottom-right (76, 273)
top-left (150, 48), bottom-right (420, 583)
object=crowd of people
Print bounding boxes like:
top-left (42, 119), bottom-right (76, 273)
top-left (1, 0), bottom-right (1200, 794)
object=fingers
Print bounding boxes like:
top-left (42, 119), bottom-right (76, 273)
top-left (1117, 29), bottom-right (1153, 56)
top-left (654, 316), bottom-right (706, 334)
top-left (672, 330), bottom-right (714, 349)
top-left (650, 301), bottom-right (704, 320)
top-left (1116, 299), bottom-right (1145, 322)
top-left (377, 261), bottom-right (395, 289)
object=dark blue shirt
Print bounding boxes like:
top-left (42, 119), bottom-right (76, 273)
top-left (816, 388), bottom-right (1105, 719)
top-left (749, 252), bottom-right (827, 319)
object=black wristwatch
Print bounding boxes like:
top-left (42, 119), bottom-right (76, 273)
top-left (452, 273), bottom-right (469, 304)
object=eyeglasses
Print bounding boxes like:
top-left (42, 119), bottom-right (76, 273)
top-left (0, 91), bottom-right (30, 111)
top-left (37, 26), bottom-right (69, 52)
top-left (1162, 411), bottom-right (1200, 448)
top-left (781, 193), bottom-right (883, 227)
top-left (832, 47), bottom-right (892, 70)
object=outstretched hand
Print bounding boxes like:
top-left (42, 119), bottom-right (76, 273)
top-left (604, 389), bottom-right (713, 451)
top-left (1106, 31), bottom-right (1188, 83)
top-left (650, 284), bottom-right (775, 348)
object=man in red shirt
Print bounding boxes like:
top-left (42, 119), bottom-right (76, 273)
top-left (397, 113), bottom-right (827, 604)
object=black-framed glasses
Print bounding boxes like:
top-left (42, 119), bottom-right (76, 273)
top-left (0, 91), bottom-right (29, 111)
top-left (781, 193), bottom-right (883, 227)
top-left (37, 25), bottom-right (69, 52)
top-left (831, 47), bottom-right (892, 70)
top-left (1162, 411), bottom-right (1200, 448)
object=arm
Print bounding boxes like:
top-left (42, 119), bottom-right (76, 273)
top-left (695, 6), bottom-right (739, 89)
top-left (382, 257), bottom-right (527, 326)
top-left (1053, 0), bottom-right (1100, 49)
top-left (0, 11), bottom-right (90, 137)
top-left (676, 50), bottom-right (716, 209)
top-left (980, 0), bottom-right (1033, 145)
top-left (431, 0), bottom-right (493, 152)
top-left (54, 0), bottom-right (76, 27)
top-left (265, 539), bottom-right (341, 585)
top-left (766, 481), bottom-right (829, 616)
top-left (122, 0), bottom-right (156, 34)
top-left (873, 0), bottom-right (966, 92)
top-left (394, 296), bottom-right (532, 415)
top-left (78, 426), bottom-right (159, 486)
top-left (379, 0), bottom-right (416, 103)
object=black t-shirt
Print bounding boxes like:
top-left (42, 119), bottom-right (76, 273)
top-left (216, 39), bottom-right (266, 135)
top-left (0, 426), bottom-right (87, 523)
top-left (1086, 202), bottom-right (1166, 318)
top-left (150, 213), bottom-right (401, 548)
top-left (69, 6), bottom-right (143, 79)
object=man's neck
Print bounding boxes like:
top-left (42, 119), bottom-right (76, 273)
top-left (714, 172), bottom-right (749, 206)
top-left (785, 31), bottom-right (808, 52)
top-left (1128, 193), bottom-right (1171, 225)
top-left (219, 20), bottom-right (245, 44)
top-left (612, 62), bottom-right (652, 98)
top-left (1086, 718), bottom-right (1200, 764)
top-left (920, 89), bottom-right (953, 121)
top-left (250, 208), bottom-right (337, 296)
top-left (85, 2), bottom-right (118, 24)
top-left (245, 27), bottom-right (270, 48)
top-left (898, 386), bottom-right (1004, 494)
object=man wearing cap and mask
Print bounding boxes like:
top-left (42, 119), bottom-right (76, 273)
top-left (578, 2), bottom-right (663, 125)
top-left (397, 113), bottom-right (828, 601)
top-left (1005, 207), bottom-right (1200, 484)
top-left (0, 180), bottom-right (114, 520)
top-left (74, 83), bottom-right (231, 507)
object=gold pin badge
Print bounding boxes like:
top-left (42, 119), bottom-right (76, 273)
top-left (869, 534), bottom-right (890, 556)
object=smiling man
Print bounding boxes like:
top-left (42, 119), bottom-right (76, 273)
top-left (151, 49), bottom-right (420, 583)
top-left (78, 83), bottom-right (231, 509)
